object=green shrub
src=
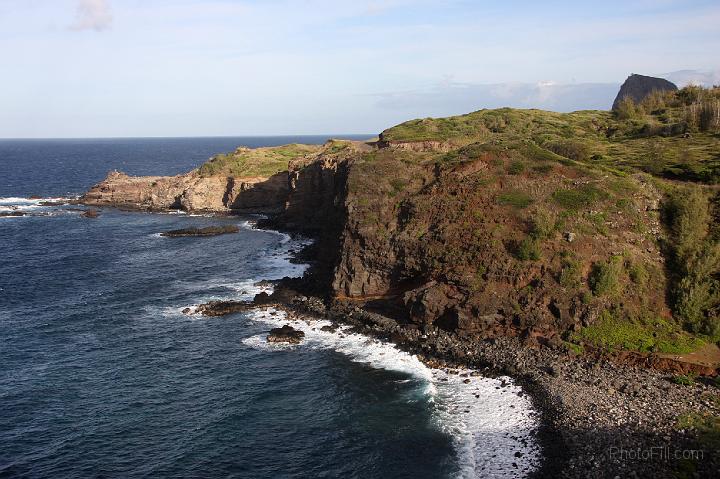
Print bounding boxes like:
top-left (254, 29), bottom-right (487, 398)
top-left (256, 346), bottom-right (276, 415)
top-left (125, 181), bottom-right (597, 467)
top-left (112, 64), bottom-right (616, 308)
top-left (672, 374), bottom-right (696, 386)
top-left (615, 96), bottom-right (644, 120)
top-left (628, 262), bottom-right (649, 286)
top-left (529, 209), bottom-right (556, 239)
top-left (498, 190), bottom-right (533, 208)
top-left (515, 237), bottom-right (541, 261)
top-left (546, 139), bottom-right (591, 162)
top-left (559, 256), bottom-right (582, 288)
top-left (507, 160), bottom-right (526, 175)
top-left (676, 412), bottom-right (720, 454)
top-left (389, 178), bottom-right (407, 195)
top-left (564, 341), bottom-right (584, 355)
top-left (664, 187), bottom-right (720, 335)
top-left (532, 164), bottom-right (553, 174)
top-left (589, 256), bottom-right (623, 296)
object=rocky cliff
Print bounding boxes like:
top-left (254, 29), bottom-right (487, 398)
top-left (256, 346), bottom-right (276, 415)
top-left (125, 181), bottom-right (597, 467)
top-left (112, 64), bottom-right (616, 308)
top-left (612, 73), bottom-right (678, 110)
top-left (83, 87), bottom-right (720, 360)
top-left (83, 167), bottom-right (289, 213)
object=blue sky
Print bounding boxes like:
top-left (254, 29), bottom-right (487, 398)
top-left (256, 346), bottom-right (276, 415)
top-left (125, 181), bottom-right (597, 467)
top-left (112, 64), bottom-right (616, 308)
top-left (1, 0), bottom-right (719, 137)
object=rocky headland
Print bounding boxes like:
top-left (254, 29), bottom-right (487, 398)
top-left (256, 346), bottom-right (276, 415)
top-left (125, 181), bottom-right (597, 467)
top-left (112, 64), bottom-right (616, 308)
top-left (83, 78), bottom-right (720, 477)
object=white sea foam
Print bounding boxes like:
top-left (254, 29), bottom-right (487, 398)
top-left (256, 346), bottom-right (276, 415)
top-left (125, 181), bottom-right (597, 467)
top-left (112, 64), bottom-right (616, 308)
top-left (237, 219), bottom-right (307, 245)
top-left (0, 197), bottom-right (76, 218)
top-left (163, 217), bottom-right (538, 476)
top-left (0, 196), bottom-right (71, 206)
top-left (242, 308), bottom-right (540, 478)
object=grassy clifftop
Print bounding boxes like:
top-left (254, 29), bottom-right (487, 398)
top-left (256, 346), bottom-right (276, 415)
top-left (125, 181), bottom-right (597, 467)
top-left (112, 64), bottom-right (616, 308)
top-left (197, 143), bottom-right (321, 177)
top-left (381, 86), bottom-right (720, 184)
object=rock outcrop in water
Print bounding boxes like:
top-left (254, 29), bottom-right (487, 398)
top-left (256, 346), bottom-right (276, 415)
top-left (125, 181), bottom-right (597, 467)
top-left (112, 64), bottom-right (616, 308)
top-left (160, 225), bottom-right (239, 237)
top-left (267, 324), bottom-right (305, 344)
top-left (611, 73), bottom-right (678, 110)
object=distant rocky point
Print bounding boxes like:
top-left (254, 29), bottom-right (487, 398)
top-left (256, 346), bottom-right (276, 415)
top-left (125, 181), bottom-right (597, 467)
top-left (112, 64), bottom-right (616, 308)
top-left (612, 73), bottom-right (677, 110)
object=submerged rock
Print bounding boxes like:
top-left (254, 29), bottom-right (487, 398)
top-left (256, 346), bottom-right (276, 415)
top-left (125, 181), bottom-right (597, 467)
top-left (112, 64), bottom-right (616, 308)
top-left (267, 324), bottom-right (305, 344)
top-left (82, 209), bottom-right (100, 218)
top-left (160, 225), bottom-right (239, 237)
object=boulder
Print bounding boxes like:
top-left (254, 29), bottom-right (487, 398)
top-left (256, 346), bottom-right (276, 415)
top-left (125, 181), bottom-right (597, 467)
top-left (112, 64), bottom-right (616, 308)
top-left (267, 325), bottom-right (305, 344)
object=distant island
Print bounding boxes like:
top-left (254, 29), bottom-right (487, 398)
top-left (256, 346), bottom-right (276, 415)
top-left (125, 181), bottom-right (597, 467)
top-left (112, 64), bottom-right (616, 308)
top-left (83, 75), bottom-right (720, 478)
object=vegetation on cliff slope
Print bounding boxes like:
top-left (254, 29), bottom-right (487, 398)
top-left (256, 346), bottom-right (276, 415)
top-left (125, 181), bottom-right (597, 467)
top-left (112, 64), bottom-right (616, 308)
top-left (341, 86), bottom-right (720, 354)
top-left (190, 86), bottom-right (718, 356)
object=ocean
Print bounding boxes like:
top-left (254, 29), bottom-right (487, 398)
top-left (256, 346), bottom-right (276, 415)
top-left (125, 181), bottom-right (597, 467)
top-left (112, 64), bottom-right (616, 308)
top-left (0, 137), bottom-right (539, 478)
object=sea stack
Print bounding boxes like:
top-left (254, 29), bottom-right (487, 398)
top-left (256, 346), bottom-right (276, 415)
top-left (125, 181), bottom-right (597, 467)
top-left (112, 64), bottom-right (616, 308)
top-left (612, 73), bottom-right (678, 110)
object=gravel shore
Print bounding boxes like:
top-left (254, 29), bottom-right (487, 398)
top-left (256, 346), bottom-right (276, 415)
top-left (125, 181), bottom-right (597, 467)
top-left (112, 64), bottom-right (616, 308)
top-left (281, 294), bottom-right (719, 478)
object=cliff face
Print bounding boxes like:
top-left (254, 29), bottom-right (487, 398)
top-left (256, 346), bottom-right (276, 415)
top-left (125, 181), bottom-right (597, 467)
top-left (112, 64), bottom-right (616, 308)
top-left (328, 143), bottom-right (669, 346)
top-left (82, 90), bottom-right (719, 356)
top-left (612, 74), bottom-right (677, 110)
top-left (82, 170), bottom-right (289, 213)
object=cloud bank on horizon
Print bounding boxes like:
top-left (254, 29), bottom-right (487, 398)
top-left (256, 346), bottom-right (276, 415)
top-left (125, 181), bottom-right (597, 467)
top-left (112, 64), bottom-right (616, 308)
top-left (0, 0), bottom-right (718, 138)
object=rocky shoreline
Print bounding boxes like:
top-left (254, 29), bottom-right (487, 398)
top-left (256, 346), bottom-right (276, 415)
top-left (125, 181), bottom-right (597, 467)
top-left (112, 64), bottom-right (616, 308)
top-left (194, 280), bottom-right (719, 478)
top-left (80, 122), bottom-right (719, 476)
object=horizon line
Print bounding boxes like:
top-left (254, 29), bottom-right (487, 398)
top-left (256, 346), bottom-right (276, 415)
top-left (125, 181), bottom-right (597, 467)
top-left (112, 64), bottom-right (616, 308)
top-left (0, 133), bottom-right (376, 141)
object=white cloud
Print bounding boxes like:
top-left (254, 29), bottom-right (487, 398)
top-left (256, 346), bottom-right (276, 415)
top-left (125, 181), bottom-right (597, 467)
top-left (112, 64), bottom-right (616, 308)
top-left (371, 80), bottom-right (622, 115)
top-left (662, 69), bottom-right (720, 87)
top-left (70, 0), bottom-right (112, 32)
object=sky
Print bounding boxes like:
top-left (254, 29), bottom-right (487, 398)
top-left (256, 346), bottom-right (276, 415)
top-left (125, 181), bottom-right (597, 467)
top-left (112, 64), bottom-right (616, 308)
top-left (0, 0), bottom-right (719, 138)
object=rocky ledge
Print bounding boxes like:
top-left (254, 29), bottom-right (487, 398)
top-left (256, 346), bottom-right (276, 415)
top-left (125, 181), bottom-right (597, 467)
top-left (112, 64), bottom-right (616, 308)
top-left (160, 225), bottom-right (239, 237)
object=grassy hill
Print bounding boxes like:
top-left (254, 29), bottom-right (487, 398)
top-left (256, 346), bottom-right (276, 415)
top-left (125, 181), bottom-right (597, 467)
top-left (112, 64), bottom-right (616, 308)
top-left (342, 85), bottom-right (720, 355)
top-left (192, 86), bottom-right (719, 355)
top-left (381, 86), bottom-right (720, 184)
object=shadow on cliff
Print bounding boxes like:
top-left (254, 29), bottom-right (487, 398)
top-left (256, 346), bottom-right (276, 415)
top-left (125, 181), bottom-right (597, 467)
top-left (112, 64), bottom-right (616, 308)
top-left (225, 171), bottom-right (289, 213)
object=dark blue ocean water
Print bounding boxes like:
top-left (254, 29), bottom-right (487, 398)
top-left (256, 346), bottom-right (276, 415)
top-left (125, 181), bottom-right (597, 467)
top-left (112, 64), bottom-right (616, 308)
top-left (0, 138), bottom-right (539, 478)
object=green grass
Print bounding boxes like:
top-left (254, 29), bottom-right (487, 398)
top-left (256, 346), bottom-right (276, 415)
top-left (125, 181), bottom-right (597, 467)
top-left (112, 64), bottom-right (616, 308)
top-left (378, 88), bottom-right (720, 184)
top-left (552, 185), bottom-right (607, 210)
top-left (515, 237), bottom-right (541, 261)
top-left (507, 160), bottom-right (526, 175)
top-left (197, 144), bottom-right (320, 177)
top-left (671, 374), bottom-right (697, 386)
top-left (571, 311), bottom-right (706, 354)
top-left (564, 341), bottom-right (584, 355)
top-left (588, 256), bottom-right (623, 296)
